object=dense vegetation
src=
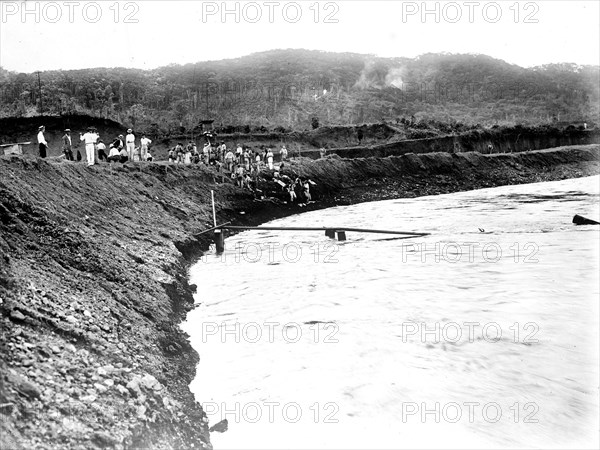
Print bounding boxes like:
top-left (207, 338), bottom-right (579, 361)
top-left (1, 49), bottom-right (598, 135)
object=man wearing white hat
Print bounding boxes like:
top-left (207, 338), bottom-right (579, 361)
top-left (37, 126), bottom-right (48, 158)
top-left (126, 129), bottom-right (135, 160)
top-left (80, 127), bottom-right (99, 166)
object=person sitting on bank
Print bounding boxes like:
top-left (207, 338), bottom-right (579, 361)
top-left (107, 144), bottom-right (121, 163)
top-left (110, 135), bottom-right (125, 152)
top-left (119, 147), bottom-right (129, 163)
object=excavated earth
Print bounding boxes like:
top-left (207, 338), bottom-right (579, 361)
top-left (0, 144), bottom-right (599, 449)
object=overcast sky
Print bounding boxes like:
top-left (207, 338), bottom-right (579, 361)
top-left (0, 1), bottom-right (598, 73)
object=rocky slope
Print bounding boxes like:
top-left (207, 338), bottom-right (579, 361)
top-left (1, 144), bottom-right (599, 449)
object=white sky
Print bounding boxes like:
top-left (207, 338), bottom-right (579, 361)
top-left (0, 0), bottom-right (599, 73)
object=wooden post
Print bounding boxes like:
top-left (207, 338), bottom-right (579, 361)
top-left (211, 190), bottom-right (217, 227)
top-left (337, 231), bottom-right (347, 241)
top-left (214, 229), bottom-right (225, 253)
top-left (325, 229), bottom-right (335, 239)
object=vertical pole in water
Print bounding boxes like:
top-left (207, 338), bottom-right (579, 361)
top-left (214, 229), bottom-right (225, 253)
top-left (211, 190), bottom-right (225, 252)
top-left (211, 190), bottom-right (217, 227)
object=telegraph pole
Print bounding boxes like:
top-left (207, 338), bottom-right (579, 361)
top-left (205, 82), bottom-right (209, 119)
top-left (37, 71), bottom-right (43, 114)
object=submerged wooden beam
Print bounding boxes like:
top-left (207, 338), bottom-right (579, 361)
top-left (194, 221), bottom-right (232, 237)
top-left (220, 225), bottom-right (429, 236)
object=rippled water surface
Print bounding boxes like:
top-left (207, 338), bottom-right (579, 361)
top-left (183, 176), bottom-right (600, 449)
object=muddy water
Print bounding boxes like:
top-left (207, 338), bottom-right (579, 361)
top-left (183, 176), bottom-right (600, 449)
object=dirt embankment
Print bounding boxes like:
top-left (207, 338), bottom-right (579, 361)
top-left (315, 129), bottom-right (600, 159)
top-left (4, 115), bottom-right (597, 163)
top-left (0, 116), bottom-right (395, 160)
top-left (1, 144), bottom-right (599, 450)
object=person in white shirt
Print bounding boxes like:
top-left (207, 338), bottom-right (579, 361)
top-left (79, 127), bottom-right (99, 166)
top-left (140, 134), bottom-right (152, 161)
top-left (133, 146), bottom-right (142, 162)
top-left (96, 140), bottom-right (107, 161)
top-left (37, 126), bottom-right (48, 158)
top-left (202, 142), bottom-right (211, 165)
top-left (224, 150), bottom-right (235, 172)
top-left (236, 144), bottom-right (243, 164)
top-left (107, 144), bottom-right (120, 163)
top-left (280, 145), bottom-right (288, 161)
top-left (126, 129), bottom-right (135, 160)
top-left (266, 148), bottom-right (274, 170)
top-left (304, 179), bottom-right (312, 202)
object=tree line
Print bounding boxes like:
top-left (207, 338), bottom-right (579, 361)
top-left (0, 49), bottom-right (598, 135)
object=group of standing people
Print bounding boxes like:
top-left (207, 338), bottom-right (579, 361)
top-left (105, 129), bottom-right (153, 164)
top-left (272, 171), bottom-right (314, 204)
top-left (37, 125), bottom-right (152, 166)
top-left (165, 140), bottom-right (298, 197)
top-left (35, 125), bottom-right (314, 202)
top-left (168, 141), bottom-right (288, 170)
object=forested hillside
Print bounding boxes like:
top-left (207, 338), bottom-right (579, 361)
top-left (1, 49), bottom-right (598, 135)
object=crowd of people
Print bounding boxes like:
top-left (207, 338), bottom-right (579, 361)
top-left (37, 125), bottom-right (153, 166)
top-left (164, 140), bottom-right (311, 201)
top-left (36, 125), bottom-right (313, 203)
top-left (167, 141), bottom-right (287, 170)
